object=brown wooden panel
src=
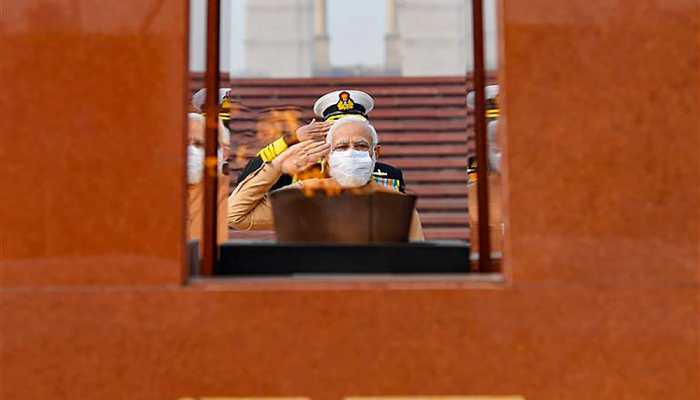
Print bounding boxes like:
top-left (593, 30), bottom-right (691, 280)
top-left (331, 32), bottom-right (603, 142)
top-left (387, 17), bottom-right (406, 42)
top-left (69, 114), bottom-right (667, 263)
top-left (228, 230), bottom-right (276, 241)
top-left (228, 226), bottom-right (471, 240)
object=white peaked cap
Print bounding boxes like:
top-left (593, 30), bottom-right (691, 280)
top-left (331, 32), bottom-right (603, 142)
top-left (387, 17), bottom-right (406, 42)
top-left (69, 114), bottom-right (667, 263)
top-left (466, 84), bottom-right (499, 110)
top-left (313, 90), bottom-right (375, 120)
top-left (191, 88), bottom-right (232, 112)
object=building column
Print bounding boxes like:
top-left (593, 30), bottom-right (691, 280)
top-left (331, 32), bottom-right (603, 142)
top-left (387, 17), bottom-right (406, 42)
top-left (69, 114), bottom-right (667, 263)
top-left (313, 0), bottom-right (331, 75)
top-left (384, 0), bottom-right (401, 74)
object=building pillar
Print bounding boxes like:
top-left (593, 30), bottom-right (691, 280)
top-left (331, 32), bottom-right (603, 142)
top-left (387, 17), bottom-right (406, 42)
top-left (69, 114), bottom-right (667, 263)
top-left (245, 0), bottom-right (314, 77)
top-left (313, 0), bottom-right (331, 75)
top-left (395, 0), bottom-right (466, 76)
top-left (384, 0), bottom-right (401, 74)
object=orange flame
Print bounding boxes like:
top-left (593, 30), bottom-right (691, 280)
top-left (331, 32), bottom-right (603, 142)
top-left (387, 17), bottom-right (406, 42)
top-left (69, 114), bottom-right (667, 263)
top-left (255, 109), bottom-right (301, 144)
top-left (234, 144), bottom-right (249, 167)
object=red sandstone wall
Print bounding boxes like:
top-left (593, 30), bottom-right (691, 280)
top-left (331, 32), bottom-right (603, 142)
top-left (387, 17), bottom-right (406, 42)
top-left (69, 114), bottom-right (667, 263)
top-left (0, 0), bottom-right (188, 286)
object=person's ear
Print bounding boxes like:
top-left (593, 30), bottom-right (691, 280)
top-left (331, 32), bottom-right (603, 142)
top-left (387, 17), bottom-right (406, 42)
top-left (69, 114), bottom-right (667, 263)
top-left (373, 144), bottom-right (382, 159)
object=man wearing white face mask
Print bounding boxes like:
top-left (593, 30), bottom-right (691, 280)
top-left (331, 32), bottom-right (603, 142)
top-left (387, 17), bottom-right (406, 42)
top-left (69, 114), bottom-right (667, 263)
top-left (235, 89), bottom-right (406, 193)
top-left (467, 85), bottom-right (504, 253)
top-left (325, 117), bottom-right (378, 187)
top-left (228, 118), bottom-right (424, 241)
top-left (187, 113), bottom-right (231, 247)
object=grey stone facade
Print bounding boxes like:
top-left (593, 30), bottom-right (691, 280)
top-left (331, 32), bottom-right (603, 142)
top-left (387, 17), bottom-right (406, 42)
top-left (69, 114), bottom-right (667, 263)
top-left (245, 0), bottom-right (315, 77)
top-left (190, 0), bottom-right (499, 77)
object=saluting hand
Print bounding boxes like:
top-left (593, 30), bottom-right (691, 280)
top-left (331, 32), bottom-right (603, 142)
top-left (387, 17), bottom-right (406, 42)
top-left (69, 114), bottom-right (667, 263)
top-left (272, 140), bottom-right (330, 176)
top-left (295, 119), bottom-right (332, 142)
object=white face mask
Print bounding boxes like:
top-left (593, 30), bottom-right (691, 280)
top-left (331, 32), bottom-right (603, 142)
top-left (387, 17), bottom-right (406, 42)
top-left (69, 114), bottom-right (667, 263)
top-left (187, 145), bottom-right (204, 184)
top-left (489, 148), bottom-right (502, 172)
top-left (217, 147), bottom-right (225, 175)
top-left (328, 149), bottom-right (376, 188)
top-left (187, 146), bottom-right (225, 184)
top-left (487, 120), bottom-right (501, 172)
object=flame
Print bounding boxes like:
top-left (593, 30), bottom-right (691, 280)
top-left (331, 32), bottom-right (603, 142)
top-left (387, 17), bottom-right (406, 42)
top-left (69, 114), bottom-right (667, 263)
top-left (229, 107), bottom-right (307, 173)
top-left (255, 109), bottom-right (301, 144)
top-left (296, 165), bottom-right (326, 181)
top-left (234, 144), bottom-right (249, 167)
top-left (296, 163), bottom-right (342, 198)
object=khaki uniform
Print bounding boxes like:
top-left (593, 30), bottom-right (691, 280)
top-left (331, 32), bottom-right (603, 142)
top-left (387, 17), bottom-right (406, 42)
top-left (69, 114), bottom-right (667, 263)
top-left (187, 175), bottom-right (230, 247)
top-left (467, 173), bottom-right (503, 253)
top-left (228, 163), bottom-right (424, 241)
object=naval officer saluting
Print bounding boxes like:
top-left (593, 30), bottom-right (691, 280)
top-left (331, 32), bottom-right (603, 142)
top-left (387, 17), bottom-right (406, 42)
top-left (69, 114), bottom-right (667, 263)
top-left (235, 89), bottom-right (408, 193)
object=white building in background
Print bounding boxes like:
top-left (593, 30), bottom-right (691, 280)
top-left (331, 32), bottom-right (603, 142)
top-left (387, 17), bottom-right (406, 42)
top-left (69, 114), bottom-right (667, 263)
top-left (244, 0), bottom-right (316, 77)
top-left (396, 0), bottom-right (467, 76)
top-left (189, 0), bottom-right (498, 77)
top-left (188, 0), bottom-right (234, 73)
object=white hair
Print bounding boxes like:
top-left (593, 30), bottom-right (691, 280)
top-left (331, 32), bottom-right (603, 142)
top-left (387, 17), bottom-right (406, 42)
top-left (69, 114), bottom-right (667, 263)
top-left (326, 118), bottom-right (379, 147)
top-left (187, 112), bottom-right (229, 146)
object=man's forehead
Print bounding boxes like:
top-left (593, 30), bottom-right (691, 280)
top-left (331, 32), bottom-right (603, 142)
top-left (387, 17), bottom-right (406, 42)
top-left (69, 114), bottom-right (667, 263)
top-left (334, 136), bottom-right (370, 143)
top-left (332, 123), bottom-right (371, 143)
